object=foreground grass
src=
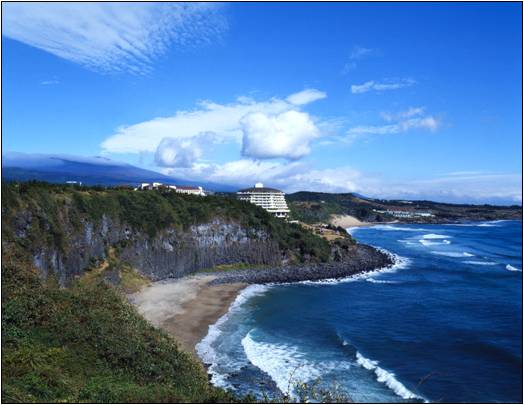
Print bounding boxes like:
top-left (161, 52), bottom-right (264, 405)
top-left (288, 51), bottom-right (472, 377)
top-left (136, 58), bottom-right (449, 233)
top-left (1, 247), bottom-right (240, 403)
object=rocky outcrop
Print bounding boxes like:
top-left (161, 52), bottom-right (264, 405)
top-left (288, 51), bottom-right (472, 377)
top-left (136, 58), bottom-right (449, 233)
top-left (209, 244), bottom-right (394, 285)
top-left (13, 210), bottom-right (281, 286)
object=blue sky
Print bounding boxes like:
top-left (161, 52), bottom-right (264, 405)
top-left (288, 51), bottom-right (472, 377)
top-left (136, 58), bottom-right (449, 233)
top-left (2, 2), bottom-right (522, 203)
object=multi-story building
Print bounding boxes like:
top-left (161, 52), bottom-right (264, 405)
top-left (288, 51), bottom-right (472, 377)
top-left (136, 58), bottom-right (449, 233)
top-left (237, 183), bottom-right (290, 219)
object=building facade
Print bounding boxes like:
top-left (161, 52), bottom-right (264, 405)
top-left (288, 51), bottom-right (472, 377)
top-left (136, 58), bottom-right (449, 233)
top-left (237, 183), bottom-right (290, 218)
top-left (135, 183), bottom-right (206, 196)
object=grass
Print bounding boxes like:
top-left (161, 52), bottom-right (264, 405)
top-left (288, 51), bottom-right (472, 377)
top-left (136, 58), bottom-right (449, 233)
top-left (1, 245), bottom-right (240, 403)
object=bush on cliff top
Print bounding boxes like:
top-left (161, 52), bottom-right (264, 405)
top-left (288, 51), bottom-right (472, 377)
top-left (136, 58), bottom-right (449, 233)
top-left (2, 181), bottom-right (331, 262)
top-left (1, 246), bottom-right (239, 403)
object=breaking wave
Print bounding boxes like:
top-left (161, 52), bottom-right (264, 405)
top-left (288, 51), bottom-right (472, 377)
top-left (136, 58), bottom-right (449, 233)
top-left (506, 264), bottom-right (522, 272)
top-left (464, 261), bottom-right (497, 266)
top-left (355, 352), bottom-right (423, 401)
top-left (196, 284), bottom-right (270, 387)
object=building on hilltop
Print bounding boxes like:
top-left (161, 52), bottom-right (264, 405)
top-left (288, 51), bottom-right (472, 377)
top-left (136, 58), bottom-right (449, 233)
top-left (135, 183), bottom-right (206, 196)
top-left (237, 182), bottom-right (290, 219)
top-left (175, 185), bottom-right (206, 196)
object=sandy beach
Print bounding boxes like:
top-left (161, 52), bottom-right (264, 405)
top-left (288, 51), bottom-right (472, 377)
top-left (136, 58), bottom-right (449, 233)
top-left (130, 274), bottom-right (247, 355)
top-left (330, 214), bottom-right (372, 228)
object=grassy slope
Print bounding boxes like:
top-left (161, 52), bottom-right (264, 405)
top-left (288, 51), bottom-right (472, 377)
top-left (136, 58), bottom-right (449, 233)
top-left (0, 182), bottom-right (335, 403)
top-left (1, 246), bottom-right (241, 403)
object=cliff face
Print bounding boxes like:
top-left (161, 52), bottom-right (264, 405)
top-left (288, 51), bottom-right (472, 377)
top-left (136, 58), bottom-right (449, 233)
top-left (13, 210), bottom-right (281, 285)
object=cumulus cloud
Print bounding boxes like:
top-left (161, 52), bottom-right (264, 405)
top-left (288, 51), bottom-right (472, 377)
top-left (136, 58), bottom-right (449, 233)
top-left (101, 90), bottom-right (326, 161)
top-left (347, 107), bottom-right (439, 136)
top-left (351, 78), bottom-right (415, 94)
top-left (2, 2), bottom-right (226, 74)
top-left (155, 132), bottom-right (215, 168)
top-left (241, 110), bottom-right (320, 160)
top-left (286, 89), bottom-right (327, 105)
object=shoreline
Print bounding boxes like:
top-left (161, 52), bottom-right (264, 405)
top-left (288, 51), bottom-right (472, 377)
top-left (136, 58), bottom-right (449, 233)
top-left (130, 243), bottom-right (393, 359)
top-left (130, 275), bottom-right (247, 355)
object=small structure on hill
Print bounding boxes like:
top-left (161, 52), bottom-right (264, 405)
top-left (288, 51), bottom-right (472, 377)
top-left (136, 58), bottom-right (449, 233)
top-left (237, 182), bottom-right (290, 219)
top-left (135, 182), bottom-right (206, 196)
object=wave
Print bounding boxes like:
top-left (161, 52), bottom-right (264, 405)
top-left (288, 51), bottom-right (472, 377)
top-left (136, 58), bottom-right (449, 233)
top-left (422, 233), bottom-right (450, 239)
top-left (506, 264), bottom-right (522, 272)
top-left (464, 261), bottom-right (497, 266)
top-left (299, 248), bottom-right (411, 286)
top-left (196, 284), bottom-right (270, 387)
top-left (419, 239), bottom-right (451, 246)
top-left (433, 251), bottom-right (475, 258)
top-left (242, 332), bottom-right (352, 399)
top-left (355, 351), bottom-right (423, 400)
top-left (366, 278), bottom-right (399, 284)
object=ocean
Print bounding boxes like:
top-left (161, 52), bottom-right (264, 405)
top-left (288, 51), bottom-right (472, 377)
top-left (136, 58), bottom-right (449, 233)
top-left (196, 220), bottom-right (522, 403)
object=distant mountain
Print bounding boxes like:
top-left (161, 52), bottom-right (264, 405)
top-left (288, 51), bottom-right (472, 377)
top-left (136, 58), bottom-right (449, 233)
top-left (2, 152), bottom-right (237, 192)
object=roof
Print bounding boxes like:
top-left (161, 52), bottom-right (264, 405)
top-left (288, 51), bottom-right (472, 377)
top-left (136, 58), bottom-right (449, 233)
top-left (238, 187), bottom-right (283, 193)
top-left (176, 185), bottom-right (201, 190)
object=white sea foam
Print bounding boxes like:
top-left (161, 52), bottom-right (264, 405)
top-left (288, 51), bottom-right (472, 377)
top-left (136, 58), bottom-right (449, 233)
top-left (355, 352), bottom-right (422, 401)
top-left (242, 332), bottom-right (352, 398)
top-left (419, 239), bottom-right (451, 246)
top-left (464, 261), bottom-right (497, 266)
top-left (196, 284), bottom-right (270, 387)
top-left (299, 248), bottom-right (411, 286)
top-left (366, 278), bottom-right (399, 284)
top-left (422, 233), bottom-right (450, 239)
top-left (506, 264), bottom-right (522, 272)
top-left (433, 251), bottom-right (475, 258)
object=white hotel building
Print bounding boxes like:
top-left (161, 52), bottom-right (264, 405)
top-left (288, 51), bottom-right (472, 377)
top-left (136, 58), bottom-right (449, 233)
top-left (237, 183), bottom-right (290, 219)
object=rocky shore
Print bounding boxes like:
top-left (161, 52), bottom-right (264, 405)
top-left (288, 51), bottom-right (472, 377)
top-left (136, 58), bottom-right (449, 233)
top-left (208, 243), bottom-right (393, 285)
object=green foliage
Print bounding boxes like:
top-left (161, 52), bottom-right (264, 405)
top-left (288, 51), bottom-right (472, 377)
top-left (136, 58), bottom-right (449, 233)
top-left (3, 181), bottom-right (331, 263)
top-left (1, 247), bottom-right (237, 403)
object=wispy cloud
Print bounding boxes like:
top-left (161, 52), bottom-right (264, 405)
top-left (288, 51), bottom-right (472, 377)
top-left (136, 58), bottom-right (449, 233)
top-left (40, 79), bottom-right (60, 85)
top-left (2, 2), bottom-right (226, 74)
top-left (342, 45), bottom-right (377, 73)
top-left (347, 107), bottom-right (439, 137)
top-left (351, 78), bottom-right (415, 94)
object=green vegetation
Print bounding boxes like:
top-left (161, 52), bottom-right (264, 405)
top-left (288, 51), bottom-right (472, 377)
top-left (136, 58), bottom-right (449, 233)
top-left (1, 245), bottom-right (241, 403)
top-left (1, 182), bottom-right (339, 403)
top-left (288, 191), bottom-right (522, 224)
top-left (3, 181), bottom-right (331, 262)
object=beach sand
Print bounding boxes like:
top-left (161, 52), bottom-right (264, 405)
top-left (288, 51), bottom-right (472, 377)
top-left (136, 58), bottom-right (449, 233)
top-left (330, 214), bottom-right (371, 228)
top-left (130, 275), bottom-right (247, 355)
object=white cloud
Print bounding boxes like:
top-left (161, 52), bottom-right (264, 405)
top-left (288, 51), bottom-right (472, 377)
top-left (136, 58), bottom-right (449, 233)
top-left (350, 46), bottom-right (375, 60)
top-left (155, 132), bottom-right (215, 168)
top-left (347, 107), bottom-right (439, 136)
top-left (342, 46), bottom-right (376, 73)
top-left (286, 89), bottom-right (327, 105)
top-left (2, 2), bottom-right (225, 74)
top-left (163, 159), bottom-right (521, 204)
top-left (101, 90), bottom-right (326, 158)
top-left (351, 78), bottom-right (415, 94)
top-left (241, 110), bottom-right (320, 160)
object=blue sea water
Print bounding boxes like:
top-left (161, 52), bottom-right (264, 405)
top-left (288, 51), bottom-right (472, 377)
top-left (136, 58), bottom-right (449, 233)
top-left (197, 220), bottom-right (523, 403)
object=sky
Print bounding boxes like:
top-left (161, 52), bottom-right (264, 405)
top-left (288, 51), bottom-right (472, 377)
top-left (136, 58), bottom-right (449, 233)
top-left (2, 2), bottom-right (522, 204)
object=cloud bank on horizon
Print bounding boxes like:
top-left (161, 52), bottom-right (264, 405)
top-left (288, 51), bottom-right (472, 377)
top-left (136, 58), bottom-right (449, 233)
top-left (2, 2), bottom-right (521, 204)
